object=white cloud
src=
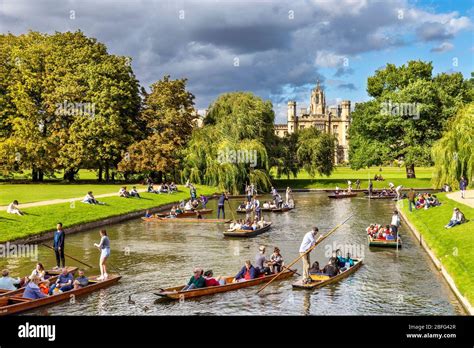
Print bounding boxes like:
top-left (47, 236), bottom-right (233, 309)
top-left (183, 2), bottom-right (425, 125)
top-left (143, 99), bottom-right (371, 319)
top-left (430, 42), bottom-right (454, 53)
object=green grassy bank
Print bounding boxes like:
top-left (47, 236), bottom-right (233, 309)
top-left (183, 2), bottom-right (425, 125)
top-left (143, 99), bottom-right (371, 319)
top-left (272, 166), bottom-right (434, 189)
top-left (0, 185), bottom-right (217, 243)
top-left (399, 193), bottom-right (474, 305)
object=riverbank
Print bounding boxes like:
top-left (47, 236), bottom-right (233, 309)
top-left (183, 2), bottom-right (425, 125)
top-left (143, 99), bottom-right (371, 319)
top-left (398, 192), bottom-right (474, 314)
top-left (0, 185), bottom-right (217, 243)
top-left (272, 166), bottom-right (434, 190)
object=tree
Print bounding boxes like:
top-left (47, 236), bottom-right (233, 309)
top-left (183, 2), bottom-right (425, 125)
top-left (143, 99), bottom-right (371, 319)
top-left (182, 92), bottom-right (274, 193)
top-left (0, 31), bottom-right (141, 181)
top-left (350, 60), bottom-right (471, 178)
top-left (432, 103), bottom-right (474, 189)
top-left (296, 127), bottom-right (335, 177)
top-left (118, 76), bottom-right (196, 182)
top-left (273, 133), bottom-right (299, 179)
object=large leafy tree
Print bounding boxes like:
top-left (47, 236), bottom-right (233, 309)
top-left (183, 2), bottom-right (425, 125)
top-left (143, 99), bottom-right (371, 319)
top-left (432, 103), bottom-right (474, 188)
top-left (0, 31), bottom-right (141, 181)
top-left (296, 128), bottom-right (335, 177)
top-left (182, 92), bottom-right (274, 193)
top-left (273, 133), bottom-right (299, 179)
top-left (118, 76), bottom-right (196, 182)
top-left (350, 60), bottom-right (471, 178)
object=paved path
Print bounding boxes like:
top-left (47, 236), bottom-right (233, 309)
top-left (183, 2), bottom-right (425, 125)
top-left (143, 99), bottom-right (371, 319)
top-left (0, 189), bottom-right (148, 211)
top-left (446, 190), bottom-right (474, 208)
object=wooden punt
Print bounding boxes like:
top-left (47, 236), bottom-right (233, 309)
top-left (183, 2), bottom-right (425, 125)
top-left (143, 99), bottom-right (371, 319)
top-left (327, 192), bottom-right (358, 199)
top-left (0, 266), bottom-right (78, 298)
top-left (223, 222), bottom-right (272, 238)
top-left (155, 268), bottom-right (296, 300)
top-left (365, 195), bottom-right (397, 199)
top-left (292, 259), bottom-right (363, 289)
top-left (142, 217), bottom-right (230, 223)
top-left (271, 207), bottom-right (294, 213)
top-left (367, 235), bottom-right (402, 248)
top-left (0, 274), bottom-right (121, 316)
top-left (156, 209), bottom-right (213, 218)
top-left (236, 207), bottom-right (272, 213)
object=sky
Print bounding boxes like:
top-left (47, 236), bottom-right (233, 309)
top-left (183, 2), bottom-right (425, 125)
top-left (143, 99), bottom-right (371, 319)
top-left (0, 0), bottom-right (473, 123)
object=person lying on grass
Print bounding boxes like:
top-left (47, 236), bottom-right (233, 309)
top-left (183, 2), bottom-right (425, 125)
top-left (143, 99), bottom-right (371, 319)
top-left (445, 207), bottom-right (466, 229)
top-left (7, 200), bottom-right (24, 215)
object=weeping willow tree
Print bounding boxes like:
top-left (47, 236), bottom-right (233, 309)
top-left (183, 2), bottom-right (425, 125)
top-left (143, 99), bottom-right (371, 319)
top-left (182, 92), bottom-right (274, 194)
top-left (432, 103), bottom-right (474, 189)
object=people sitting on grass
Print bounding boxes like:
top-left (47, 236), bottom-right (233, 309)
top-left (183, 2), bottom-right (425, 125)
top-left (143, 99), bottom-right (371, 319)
top-left (23, 276), bottom-right (47, 299)
top-left (119, 187), bottom-right (130, 198)
top-left (445, 207), bottom-right (466, 229)
top-left (130, 186), bottom-right (140, 198)
top-left (0, 269), bottom-right (21, 290)
top-left (7, 200), bottom-right (24, 215)
top-left (169, 182), bottom-right (177, 192)
top-left (442, 183), bottom-right (452, 192)
top-left (182, 268), bottom-right (206, 291)
top-left (49, 267), bottom-right (74, 294)
top-left (73, 270), bottom-right (89, 290)
top-left (233, 260), bottom-right (258, 282)
top-left (82, 191), bottom-right (104, 204)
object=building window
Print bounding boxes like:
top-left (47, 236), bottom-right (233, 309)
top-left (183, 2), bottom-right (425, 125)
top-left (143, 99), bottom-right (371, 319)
top-left (300, 125), bottom-right (305, 129)
top-left (333, 125), bottom-right (338, 133)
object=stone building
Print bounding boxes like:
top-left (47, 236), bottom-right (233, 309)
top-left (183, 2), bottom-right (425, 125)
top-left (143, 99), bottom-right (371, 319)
top-left (274, 81), bottom-right (351, 164)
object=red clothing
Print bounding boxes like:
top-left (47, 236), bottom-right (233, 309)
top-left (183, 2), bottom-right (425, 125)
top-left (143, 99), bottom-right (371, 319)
top-left (244, 269), bottom-right (251, 280)
top-left (205, 278), bottom-right (220, 287)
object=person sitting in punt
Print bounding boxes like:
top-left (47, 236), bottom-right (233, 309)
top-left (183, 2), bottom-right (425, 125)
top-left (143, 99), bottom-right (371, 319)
top-left (39, 280), bottom-right (50, 295)
top-left (229, 220), bottom-right (242, 231)
top-left (240, 220), bottom-right (253, 230)
top-left (309, 261), bottom-right (323, 275)
top-left (0, 269), bottom-right (21, 290)
top-left (73, 270), bottom-right (89, 290)
top-left (23, 276), bottom-right (48, 299)
top-left (445, 208), bottom-right (466, 229)
top-left (26, 263), bottom-right (46, 283)
top-left (336, 252), bottom-right (355, 271)
top-left (322, 257), bottom-right (339, 277)
top-left (119, 187), bottom-right (130, 198)
top-left (7, 200), bottom-right (24, 216)
top-left (191, 200), bottom-right (199, 209)
top-left (287, 199), bottom-right (295, 209)
top-left (175, 205), bottom-right (183, 214)
top-left (238, 201), bottom-right (246, 210)
top-left (144, 210), bottom-right (153, 218)
top-left (49, 268), bottom-right (74, 294)
top-left (366, 224), bottom-right (375, 235)
top-left (257, 217), bottom-right (266, 229)
top-left (203, 270), bottom-right (224, 286)
top-left (255, 246), bottom-right (271, 275)
top-left (200, 195), bottom-right (208, 209)
top-left (269, 247), bottom-right (283, 273)
top-left (182, 268), bottom-right (206, 291)
top-left (184, 200), bottom-right (193, 211)
top-left (130, 186), bottom-right (141, 198)
top-left (251, 221), bottom-right (258, 230)
top-left (262, 201), bottom-right (270, 209)
top-left (233, 260), bottom-right (258, 282)
top-left (269, 201), bottom-right (277, 209)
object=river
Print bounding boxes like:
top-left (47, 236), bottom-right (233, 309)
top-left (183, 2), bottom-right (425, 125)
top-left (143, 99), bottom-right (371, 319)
top-left (0, 192), bottom-right (464, 315)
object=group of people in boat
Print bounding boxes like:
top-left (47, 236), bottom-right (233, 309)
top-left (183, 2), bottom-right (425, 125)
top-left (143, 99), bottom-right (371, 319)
top-left (308, 252), bottom-right (355, 278)
top-left (181, 246), bottom-right (285, 291)
top-left (118, 186), bottom-right (141, 198)
top-left (228, 217), bottom-right (268, 231)
top-left (366, 210), bottom-right (401, 240)
top-left (0, 265), bottom-right (90, 299)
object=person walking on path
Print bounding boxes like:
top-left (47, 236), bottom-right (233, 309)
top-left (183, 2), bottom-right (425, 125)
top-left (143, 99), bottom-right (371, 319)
top-left (94, 229), bottom-right (110, 281)
top-left (460, 176), bottom-right (468, 199)
top-left (299, 227), bottom-right (320, 284)
top-left (407, 188), bottom-right (416, 212)
top-left (53, 223), bottom-right (66, 269)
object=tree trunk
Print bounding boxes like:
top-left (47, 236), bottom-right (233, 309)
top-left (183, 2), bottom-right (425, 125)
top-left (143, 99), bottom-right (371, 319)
top-left (32, 167), bottom-right (38, 182)
top-left (111, 171), bottom-right (115, 182)
top-left (38, 170), bottom-right (44, 181)
top-left (98, 167), bottom-right (103, 182)
top-left (105, 165), bottom-right (110, 182)
top-left (63, 169), bottom-right (76, 182)
top-left (157, 171), bottom-right (163, 184)
top-left (405, 164), bottom-right (416, 178)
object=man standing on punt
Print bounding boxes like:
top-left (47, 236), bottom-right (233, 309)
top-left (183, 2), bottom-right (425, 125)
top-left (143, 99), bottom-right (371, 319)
top-left (53, 223), bottom-right (66, 269)
top-left (299, 227), bottom-right (320, 284)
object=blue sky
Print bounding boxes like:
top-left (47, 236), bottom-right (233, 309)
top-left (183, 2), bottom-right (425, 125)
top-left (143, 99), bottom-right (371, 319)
top-left (1, 0), bottom-right (473, 123)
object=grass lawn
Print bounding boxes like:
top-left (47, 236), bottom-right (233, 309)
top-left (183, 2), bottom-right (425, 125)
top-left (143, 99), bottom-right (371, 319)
top-left (0, 185), bottom-right (217, 242)
top-left (0, 183), bottom-right (132, 206)
top-left (399, 193), bottom-right (474, 305)
top-left (272, 166), bottom-right (434, 189)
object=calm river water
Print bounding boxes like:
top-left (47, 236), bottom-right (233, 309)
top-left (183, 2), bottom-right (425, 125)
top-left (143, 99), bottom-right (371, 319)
top-left (1, 192), bottom-right (464, 315)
